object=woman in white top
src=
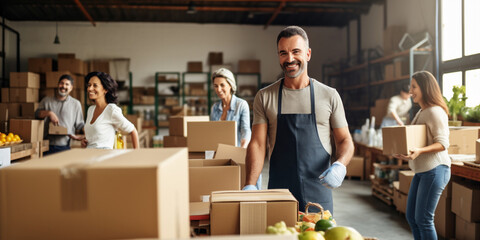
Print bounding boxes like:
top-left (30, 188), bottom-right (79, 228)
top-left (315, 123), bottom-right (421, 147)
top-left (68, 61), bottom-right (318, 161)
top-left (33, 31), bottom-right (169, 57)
top-left (380, 83), bottom-right (412, 127)
top-left (82, 72), bottom-right (139, 149)
top-left (395, 71), bottom-right (450, 240)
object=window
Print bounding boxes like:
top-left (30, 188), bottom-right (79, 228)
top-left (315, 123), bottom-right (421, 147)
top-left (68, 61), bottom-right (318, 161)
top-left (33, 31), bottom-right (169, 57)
top-left (440, 0), bottom-right (480, 108)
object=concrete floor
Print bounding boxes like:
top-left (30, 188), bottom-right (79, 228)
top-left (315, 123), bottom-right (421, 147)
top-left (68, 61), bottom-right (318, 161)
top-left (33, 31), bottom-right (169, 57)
top-left (260, 163), bottom-right (414, 239)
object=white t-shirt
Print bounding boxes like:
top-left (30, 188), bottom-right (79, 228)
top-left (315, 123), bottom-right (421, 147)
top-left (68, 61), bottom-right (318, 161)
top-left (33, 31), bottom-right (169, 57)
top-left (84, 104), bottom-right (135, 149)
top-left (385, 95), bottom-right (412, 120)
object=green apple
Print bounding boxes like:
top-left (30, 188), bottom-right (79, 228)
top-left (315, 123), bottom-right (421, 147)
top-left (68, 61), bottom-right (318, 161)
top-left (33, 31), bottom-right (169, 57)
top-left (324, 226), bottom-right (363, 240)
top-left (298, 231), bottom-right (325, 240)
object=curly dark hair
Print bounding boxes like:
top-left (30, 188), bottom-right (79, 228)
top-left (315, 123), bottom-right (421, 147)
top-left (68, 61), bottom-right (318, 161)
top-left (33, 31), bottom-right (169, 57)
top-left (85, 71), bottom-right (118, 104)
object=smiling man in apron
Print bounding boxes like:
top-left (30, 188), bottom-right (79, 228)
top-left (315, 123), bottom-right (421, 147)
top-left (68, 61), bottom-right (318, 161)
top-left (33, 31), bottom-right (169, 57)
top-left (244, 26), bottom-right (354, 214)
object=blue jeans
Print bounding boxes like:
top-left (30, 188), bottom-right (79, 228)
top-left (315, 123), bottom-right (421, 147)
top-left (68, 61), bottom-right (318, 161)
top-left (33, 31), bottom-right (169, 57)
top-left (406, 165), bottom-right (450, 240)
top-left (45, 145), bottom-right (71, 156)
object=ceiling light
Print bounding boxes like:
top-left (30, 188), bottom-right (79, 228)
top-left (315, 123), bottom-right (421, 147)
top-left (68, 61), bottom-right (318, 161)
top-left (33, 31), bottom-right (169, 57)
top-left (53, 22), bottom-right (60, 44)
top-left (187, 2), bottom-right (197, 14)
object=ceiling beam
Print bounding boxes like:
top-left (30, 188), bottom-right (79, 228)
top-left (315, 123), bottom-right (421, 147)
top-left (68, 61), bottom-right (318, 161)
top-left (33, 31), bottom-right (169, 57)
top-left (265, 1), bottom-right (286, 29)
top-left (74, 0), bottom-right (96, 26)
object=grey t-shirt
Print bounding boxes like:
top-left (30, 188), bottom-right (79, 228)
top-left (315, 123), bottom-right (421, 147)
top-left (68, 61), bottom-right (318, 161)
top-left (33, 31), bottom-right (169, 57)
top-left (35, 95), bottom-right (85, 146)
top-left (253, 78), bottom-right (348, 159)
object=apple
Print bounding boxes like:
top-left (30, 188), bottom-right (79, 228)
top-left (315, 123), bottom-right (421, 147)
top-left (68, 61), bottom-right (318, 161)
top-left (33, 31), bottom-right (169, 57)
top-left (298, 231), bottom-right (325, 240)
top-left (324, 226), bottom-right (363, 240)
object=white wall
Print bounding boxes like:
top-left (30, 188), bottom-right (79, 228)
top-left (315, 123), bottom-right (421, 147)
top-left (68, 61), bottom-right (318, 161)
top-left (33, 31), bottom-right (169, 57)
top-left (6, 21), bottom-right (346, 86)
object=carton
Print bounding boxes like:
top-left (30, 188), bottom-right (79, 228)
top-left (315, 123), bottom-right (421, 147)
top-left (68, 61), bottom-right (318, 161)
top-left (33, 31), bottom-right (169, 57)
top-left (45, 71), bottom-right (73, 88)
top-left (0, 148), bottom-right (190, 240)
top-left (9, 88), bottom-right (39, 103)
top-left (398, 170), bottom-right (415, 194)
top-left (394, 60), bottom-right (409, 78)
top-left (215, 144), bottom-right (247, 187)
top-left (164, 135), bottom-right (187, 147)
top-left (208, 52), bottom-right (223, 66)
top-left (455, 215), bottom-right (480, 240)
top-left (189, 159), bottom-right (241, 202)
top-left (448, 127), bottom-right (480, 154)
top-left (169, 116), bottom-right (209, 137)
top-left (48, 122), bottom-right (68, 135)
top-left (187, 121), bottom-right (236, 152)
top-left (58, 58), bottom-right (84, 75)
top-left (126, 114), bottom-right (143, 133)
top-left (9, 119), bottom-right (44, 143)
top-left (0, 103), bottom-right (21, 121)
top-left (384, 63), bottom-right (394, 80)
top-left (210, 189), bottom-right (298, 235)
top-left (238, 60), bottom-right (260, 73)
top-left (20, 102), bottom-right (39, 118)
top-left (28, 58), bottom-right (54, 73)
top-left (346, 156), bottom-right (364, 180)
top-left (382, 125), bottom-right (427, 155)
top-left (451, 181), bottom-right (480, 222)
top-left (1, 88), bottom-right (8, 103)
top-left (9, 72), bottom-right (40, 89)
top-left (370, 99), bottom-right (389, 128)
top-left (476, 139), bottom-right (480, 164)
top-left (187, 62), bottom-right (203, 72)
top-left (58, 53), bottom-right (75, 59)
top-left (395, 190), bottom-right (408, 214)
top-left (434, 195), bottom-right (455, 239)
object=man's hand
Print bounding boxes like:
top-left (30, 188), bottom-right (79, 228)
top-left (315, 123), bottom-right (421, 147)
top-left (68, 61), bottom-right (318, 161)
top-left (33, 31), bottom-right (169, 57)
top-left (69, 134), bottom-right (84, 141)
top-left (48, 111), bottom-right (59, 125)
top-left (319, 162), bottom-right (346, 189)
top-left (242, 185), bottom-right (258, 190)
top-left (81, 138), bottom-right (88, 148)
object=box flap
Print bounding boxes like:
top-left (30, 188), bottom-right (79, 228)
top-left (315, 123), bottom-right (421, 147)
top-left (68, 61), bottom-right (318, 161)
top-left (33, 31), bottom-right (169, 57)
top-left (190, 202), bottom-right (210, 216)
top-left (189, 159), bottom-right (238, 167)
top-left (211, 189), bottom-right (296, 203)
top-left (215, 144), bottom-right (246, 164)
top-left (240, 202), bottom-right (267, 234)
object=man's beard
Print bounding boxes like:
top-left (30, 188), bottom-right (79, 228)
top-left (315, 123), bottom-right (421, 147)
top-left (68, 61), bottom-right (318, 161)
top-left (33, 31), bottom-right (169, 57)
top-left (58, 88), bottom-right (68, 97)
top-left (281, 60), bottom-right (307, 78)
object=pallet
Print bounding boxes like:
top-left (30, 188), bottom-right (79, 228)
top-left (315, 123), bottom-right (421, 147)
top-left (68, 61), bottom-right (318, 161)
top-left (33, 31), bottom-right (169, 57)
top-left (371, 184), bottom-right (393, 206)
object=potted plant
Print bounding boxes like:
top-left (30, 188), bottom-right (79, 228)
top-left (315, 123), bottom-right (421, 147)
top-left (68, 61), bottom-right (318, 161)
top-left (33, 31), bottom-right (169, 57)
top-left (444, 85), bottom-right (467, 126)
top-left (461, 104), bottom-right (480, 126)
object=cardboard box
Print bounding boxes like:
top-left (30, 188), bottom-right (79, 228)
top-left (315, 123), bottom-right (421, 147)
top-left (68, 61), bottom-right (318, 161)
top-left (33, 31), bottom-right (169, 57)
top-left (164, 135), bottom-right (187, 147)
top-left (88, 60), bottom-right (110, 74)
top-left (58, 53), bottom-right (75, 59)
top-left (455, 215), bottom-right (480, 240)
top-left (58, 58), bottom-right (84, 75)
top-left (396, 190), bottom-right (408, 213)
top-left (45, 71), bottom-right (74, 88)
top-left (9, 119), bottom-right (44, 143)
top-left (210, 189), bottom-right (298, 235)
top-left (9, 88), bottom-right (39, 103)
top-left (75, 74), bottom-right (85, 89)
top-left (435, 196), bottom-right (455, 239)
top-left (9, 72), bottom-right (40, 89)
top-left (238, 60), bottom-right (260, 73)
top-left (370, 98), bottom-right (389, 128)
top-left (189, 152), bottom-right (206, 159)
top-left (383, 25), bottom-right (407, 56)
top-left (208, 52), bottom-right (223, 66)
top-left (28, 58), bottom-right (54, 73)
top-left (346, 156), bottom-right (364, 179)
top-left (448, 127), bottom-right (480, 154)
top-left (384, 63), bottom-right (395, 80)
top-left (126, 114), bottom-right (143, 133)
top-left (20, 102), bottom-right (39, 118)
top-left (169, 116), bottom-right (210, 137)
top-left (476, 139), bottom-right (480, 164)
top-left (48, 122), bottom-right (68, 135)
top-left (394, 60), bottom-right (409, 78)
top-left (187, 62), bottom-right (203, 72)
top-left (382, 125), bottom-right (427, 155)
top-left (40, 88), bottom-right (56, 99)
top-left (215, 144), bottom-right (247, 187)
top-left (1, 88), bottom-right (8, 103)
top-left (0, 103), bottom-right (21, 121)
top-left (398, 170), bottom-right (415, 194)
top-left (0, 148), bottom-right (190, 240)
top-left (452, 181), bottom-right (480, 222)
top-left (187, 121), bottom-right (237, 152)
top-left (165, 97), bottom-right (179, 106)
top-left (189, 159), bottom-right (241, 202)
top-left (193, 235), bottom-right (297, 240)
top-left (442, 181), bottom-right (452, 198)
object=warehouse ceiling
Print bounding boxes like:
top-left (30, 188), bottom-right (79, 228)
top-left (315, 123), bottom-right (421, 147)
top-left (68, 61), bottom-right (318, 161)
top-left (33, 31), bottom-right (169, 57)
top-left (1, 0), bottom-right (383, 28)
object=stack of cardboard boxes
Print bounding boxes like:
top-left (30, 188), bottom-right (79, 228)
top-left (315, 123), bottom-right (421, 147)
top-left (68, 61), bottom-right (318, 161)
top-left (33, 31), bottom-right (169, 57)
top-left (163, 115), bottom-right (209, 148)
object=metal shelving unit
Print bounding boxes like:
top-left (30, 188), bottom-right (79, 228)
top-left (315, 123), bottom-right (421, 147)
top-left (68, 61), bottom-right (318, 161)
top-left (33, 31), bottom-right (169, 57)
top-left (154, 72), bottom-right (181, 130)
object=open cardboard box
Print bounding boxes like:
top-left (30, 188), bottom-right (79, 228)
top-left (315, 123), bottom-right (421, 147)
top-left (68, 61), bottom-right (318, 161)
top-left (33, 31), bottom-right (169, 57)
top-left (215, 144), bottom-right (247, 187)
top-left (0, 148), bottom-right (190, 240)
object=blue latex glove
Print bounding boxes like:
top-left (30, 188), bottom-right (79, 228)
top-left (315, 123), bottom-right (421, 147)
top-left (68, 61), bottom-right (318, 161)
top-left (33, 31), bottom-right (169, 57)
top-left (242, 185), bottom-right (258, 190)
top-left (319, 161), bottom-right (346, 189)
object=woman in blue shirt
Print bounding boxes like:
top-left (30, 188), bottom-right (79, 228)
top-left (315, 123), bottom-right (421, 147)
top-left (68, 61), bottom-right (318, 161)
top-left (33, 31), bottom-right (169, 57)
top-left (210, 68), bottom-right (251, 148)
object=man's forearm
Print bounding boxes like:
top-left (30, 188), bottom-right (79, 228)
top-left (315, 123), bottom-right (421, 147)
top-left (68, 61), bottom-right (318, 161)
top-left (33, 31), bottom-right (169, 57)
top-left (335, 137), bottom-right (355, 166)
top-left (245, 142), bottom-right (265, 186)
top-left (36, 110), bottom-right (51, 119)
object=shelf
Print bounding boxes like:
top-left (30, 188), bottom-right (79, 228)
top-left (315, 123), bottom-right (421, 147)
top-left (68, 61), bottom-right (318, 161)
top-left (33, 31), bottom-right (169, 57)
top-left (343, 63), bottom-right (368, 73)
top-left (157, 94), bottom-right (180, 98)
top-left (157, 80), bottom-right (180, 83)
top-left (343, 83), bottom-right (368, 91)
top-left (370, 75), bottom-right (410, 86)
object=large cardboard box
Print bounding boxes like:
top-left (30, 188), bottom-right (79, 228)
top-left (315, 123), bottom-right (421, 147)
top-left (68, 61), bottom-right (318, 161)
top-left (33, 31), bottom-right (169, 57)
top-left (169, 116), bottom-right (209, 137)
top-left (48, 122), bottom-right (68, 135)
top-left (58, 58), bottom-right (84, 75)
top-left (28, 58), bottom-right (54, 73)
top-left (346, 156), bottom-right (364, 180)
top-left (210, 189), bottom-right (298, 235)
top-left (9, 72), bottom-right (40, 89)
top-left (455, 215), bottom-right (480, 240)
top-left (238, 60), bottom-right (260, 73)
top-left (395, 190), bottom-right (408, 214)
top-left (435, 195), bottom-right (455, 239)
top-left (399, 170), bottom-right (415, 194)
top-left (451, 181), bottom-right (480, 222)
top-left (0, 149), bottom-right (190, 240)
top-left (187, 121), bottom-right (236, 152)
top-left (382, 125), bottom-right (427, 155)
top-left (448, 127), bottom-right (480, 154)
top-left (1, 88), bottom-right (8, 103)
top-left (0, 103), bottom-right (21, 121)
top-left (9, 119), bottom-right (44, 143)
top-left (164, 135), bottom-right (187, 147)
top-left (9, 88), bottom-right (39, 103)
top-left (45, 71), bottom-right (73, 88)
top-left (383, 25), bottom-right (407, 56)
top-left (187, 62), bottom-right (203, 72)
top-left (215, 144), bottom-right (247, 187)
top-left (208, 52), bottom-right (223, 66)
top-left (189, 159), bottom-right (241, 202)
top-left (20, 102), bottom-right (39, 118)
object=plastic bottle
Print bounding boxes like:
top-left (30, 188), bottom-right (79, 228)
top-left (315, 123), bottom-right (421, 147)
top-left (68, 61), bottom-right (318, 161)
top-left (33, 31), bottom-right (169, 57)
top-left (368, 117), bottom-right (376, 146)
top-left (361, 118), bottom-right (370, 144)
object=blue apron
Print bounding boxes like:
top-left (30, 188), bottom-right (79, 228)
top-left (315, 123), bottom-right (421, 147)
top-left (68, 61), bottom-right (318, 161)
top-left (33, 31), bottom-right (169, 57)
top-left (268, 79), bottom-right (333, 213)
